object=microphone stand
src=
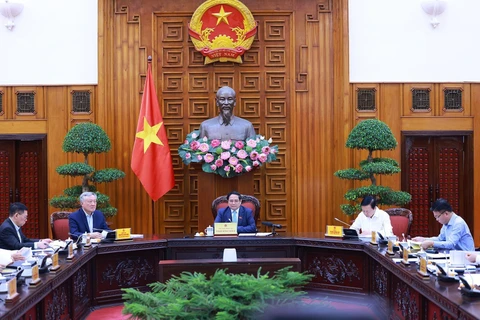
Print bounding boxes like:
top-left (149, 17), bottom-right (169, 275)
top-left (265, 225), bottom-right (278, 236)
top-left (271, 225), bottom-right (278, 236)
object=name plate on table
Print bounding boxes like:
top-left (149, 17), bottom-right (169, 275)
top-left (116, 228), bottom-right (132, 240)
top-left (67, 242), bottom-right (74, 259)
top-left (51, 252), bottom-right (61, 271)
top-left (387, 239), bottom-right (395, 255)
top-left (214, 222), bottom-right (237, 236)
top-left (326, 225), bottom-right (343, 237)
top-left (30, 264), bottom-right (41, 286)
top-left (402, 246), bottom-right (410, 265)
top-left (417, 256), bottom-right (429, 279)
top-left (5, 277), bottom-right (18, 303)
top-left (370, 232), bottom-right (377, 245)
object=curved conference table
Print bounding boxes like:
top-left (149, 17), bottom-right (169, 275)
top-left (0, 233), bottom-right (479, 320)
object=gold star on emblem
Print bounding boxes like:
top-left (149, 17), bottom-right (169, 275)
top-left (136, 117), bottom-right (164, 153)
top-left (212, 5), bottom-right (232, 26)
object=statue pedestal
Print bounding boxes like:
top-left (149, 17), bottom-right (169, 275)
top-left (197, 170), bottom-right (254, 231)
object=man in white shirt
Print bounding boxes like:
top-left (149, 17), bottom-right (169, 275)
top-left (350, 195), bottom-right (393, 237)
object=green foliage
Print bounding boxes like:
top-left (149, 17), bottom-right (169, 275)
top-left (122, 267), bottom-right (313, 320)
top-left (56, 163), bottom-right (94, 176)
top-left (360, 157), bottom-right (398, 167)
top-left (49, 195), bottom-right (78, 210)
top-left (345, 119), bottom-right (397, 151)
top-left (360, 162), bottom-right (401, 175)
top-left (334, 169), bottom-right (371, 181)
top-left (62, 122), bottom-right (111, 154)
top-left (90, 168), bottom-right (126, 183)
top-left (50, 123), bottom-right (125, 218)
top-left (334, 119), bottom-right (411, 215)
top-left (63, 185), bottom-right (97, 197)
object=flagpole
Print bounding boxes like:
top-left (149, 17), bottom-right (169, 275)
top-left (147, 55), bottom-right (156, 236)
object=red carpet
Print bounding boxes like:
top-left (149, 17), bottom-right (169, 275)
top-left (86, 305), bottom-right (129, 320)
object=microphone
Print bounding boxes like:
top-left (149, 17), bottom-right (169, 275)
top-left (262, 221), bottom-right (282, 229)
top-left (334, 217), bottom-right (351, 228)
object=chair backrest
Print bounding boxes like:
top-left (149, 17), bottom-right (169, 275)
top-left (211, 194), bottom-right (260, 223)
top-left (51, 211), bottom-right (72, 240)
top-left (385, 208), bottom-right (413, 239)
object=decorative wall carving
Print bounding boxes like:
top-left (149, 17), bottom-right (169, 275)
top-left (373, 263), bottom-right (388, 297)
top-left (73, 267), bottom-right (88, 303)
top-left (394, 281), bottom-right (419, 320)
top-left (407, 145), bottom-right (430, 236)
top-left (101, 257), bottom-right (154, 287)
top-left (45, 285), bottom-right (68, 320)
top-left (19, 150), bottom-right (40, 238)
top-left (152, 11), bottom-right (291, 232)
top-left (307, 256), bottom-right (360, 284)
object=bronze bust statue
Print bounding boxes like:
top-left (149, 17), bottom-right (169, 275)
top-left (199, 86), bottom-right (256, 141)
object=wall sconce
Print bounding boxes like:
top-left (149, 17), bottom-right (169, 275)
top-left (421, 0), bottom-right (447, 28)
top-left (0, 0), bottom-right (24, 31)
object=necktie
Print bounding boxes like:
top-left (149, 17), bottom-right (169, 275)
top-left (232, 210), bottom-right (238, 223)
top-left (17, 229), bottom-right (22, 242)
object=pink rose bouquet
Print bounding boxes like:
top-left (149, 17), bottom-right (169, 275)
top-left (178, 130), bottom-right (278, 178)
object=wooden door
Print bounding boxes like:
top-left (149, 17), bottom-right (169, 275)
top-left (0, 138), bottom-right (48, 238)
top-left (403, 135), bottom-right (473, 238)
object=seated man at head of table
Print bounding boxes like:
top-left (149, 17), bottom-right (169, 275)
top-left (69, 192), bottom-right (112, 240)
top-left (412, 198), bottom-right (474, 251)
top-left (214, 191), bottom-right (257, 234)
top-left (350, 195), bottom-right (394, 237)
top-left (0, 202), bottom-right (52, 250)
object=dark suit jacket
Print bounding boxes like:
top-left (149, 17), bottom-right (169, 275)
top-left (214, 205), bottom-right (256, 233)
top-left (0, 218), bottom-right (39, 250)
top-left (69, 208), bottom-right (111, 239)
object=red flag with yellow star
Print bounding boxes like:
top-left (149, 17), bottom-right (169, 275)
top-left (131, 61), bottom-right (174, 201)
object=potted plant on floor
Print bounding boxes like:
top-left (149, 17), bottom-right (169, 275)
top-left (49, 122), bottom-right (125, 219)
top-left (334, 119), bottom-right (411, 215)
top-left (122, 267), bottom-right (313, 319)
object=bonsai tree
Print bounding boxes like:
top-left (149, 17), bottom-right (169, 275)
top-left (122, 267), bottom-right (313, 319)
top-left (334, 119), bottom-right (411, 215)
top-left (49, 123), bottom-right (125, 218)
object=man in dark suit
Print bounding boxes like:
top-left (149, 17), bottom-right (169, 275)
top-left (69, 192), bottom-right (112, 240)
top-left (214, 191), bottom-right (256, 233)
top-left (0, 202), bottom-right (52, 250)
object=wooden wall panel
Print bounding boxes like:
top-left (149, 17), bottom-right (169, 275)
top-left (471, 83), bottom-right (480, 244)
top-left (295, 3), bottom-right (336, 232)
top-left (1, 0), bottom-right (478, 246)
top-left (97, 4), bottom-right (153, 234)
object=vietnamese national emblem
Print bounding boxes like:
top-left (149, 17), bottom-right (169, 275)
top-left (189, 0), bottom-right (257, 64)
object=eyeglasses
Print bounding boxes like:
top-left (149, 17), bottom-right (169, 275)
top-left (433, 211), bottom-right (446, 220)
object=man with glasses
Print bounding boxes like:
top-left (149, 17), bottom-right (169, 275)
top-left (412, 198), bottom-right (474, 251)
top-left (69, 192), bottom-right (112, 240)
top-left (0, 202), bottom-right (52, 250)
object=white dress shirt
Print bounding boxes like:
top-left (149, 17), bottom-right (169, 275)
top-left (350, 207), bottom-right (393, 237)
top-left (0, 249), bottom-right (14, 266)
top-left (85, 212), bottom-right (93, 233)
